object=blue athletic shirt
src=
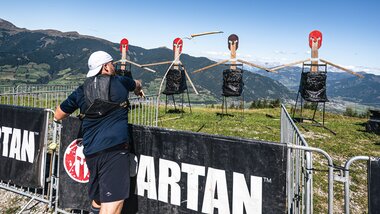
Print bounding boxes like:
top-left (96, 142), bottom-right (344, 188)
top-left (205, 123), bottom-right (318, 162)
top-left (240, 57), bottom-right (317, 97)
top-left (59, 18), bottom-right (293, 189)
top-left (60, 75), bottom-right (136, 155)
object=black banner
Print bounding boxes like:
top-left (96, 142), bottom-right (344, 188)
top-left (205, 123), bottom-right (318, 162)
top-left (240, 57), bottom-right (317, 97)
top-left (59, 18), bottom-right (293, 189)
top-left (368, 157), bottom-right (380, 214)
top-left (59, 117), bottom-right (287, 213)
top-left (0, 104), bottom-right (47, 187)
top-left (132, 125), bottom-right (287, 214)
top-left (58, 116), bottom-right (90, 211)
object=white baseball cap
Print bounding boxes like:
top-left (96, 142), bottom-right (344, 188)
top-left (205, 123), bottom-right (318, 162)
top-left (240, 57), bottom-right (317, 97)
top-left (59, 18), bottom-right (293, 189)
top-left (87, 51), bottom-right (113, 77)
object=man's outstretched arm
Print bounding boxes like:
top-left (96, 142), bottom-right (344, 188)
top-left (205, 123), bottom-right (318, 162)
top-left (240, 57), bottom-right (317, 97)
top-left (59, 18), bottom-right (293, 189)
top-left (54, 105), bottom-right (69, 121)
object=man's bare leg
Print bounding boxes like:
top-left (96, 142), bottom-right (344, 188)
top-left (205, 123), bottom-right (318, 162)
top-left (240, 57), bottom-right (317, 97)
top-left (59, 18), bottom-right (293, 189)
top-left (100, 200), bottom-right (124, 214)
top-left (90, 200), bottom-right (101, 214)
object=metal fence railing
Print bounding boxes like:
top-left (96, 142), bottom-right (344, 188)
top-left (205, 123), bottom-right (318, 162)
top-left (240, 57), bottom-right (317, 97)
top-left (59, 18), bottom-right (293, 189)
top-left (286, 144), bottom-right (335, 214)
top-left (129, 95), bottom-right (158, 127)
top-left (0, 84), bottom-right (79, 111)
top-left (342, 156), bottom-right (370, 214)
top-left (281, 105), bottom-right (379, 214)
top-left (281, 104), bottom-right (313, 214)
top-left (0, 84), bottom-right (159, 126)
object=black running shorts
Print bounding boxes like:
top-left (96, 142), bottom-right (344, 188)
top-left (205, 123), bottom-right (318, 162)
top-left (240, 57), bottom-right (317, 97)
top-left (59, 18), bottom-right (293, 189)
top-left (86, 148), bottom-right (130, 203)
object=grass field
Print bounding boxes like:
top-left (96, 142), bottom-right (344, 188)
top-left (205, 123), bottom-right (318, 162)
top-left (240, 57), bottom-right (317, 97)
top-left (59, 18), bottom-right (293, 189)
top-left (157, 105), bottom-right (380, 213)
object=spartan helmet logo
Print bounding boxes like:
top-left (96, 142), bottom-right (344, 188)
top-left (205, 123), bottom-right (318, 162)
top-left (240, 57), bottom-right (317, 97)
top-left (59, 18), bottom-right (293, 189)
top-left (309, 30), bottom-right (322, 49)
top-left (173, 38), bottom-right (183, 54)
top-left (120, 38), bottom-right (129, 52)
top-left (63, 139), bottom-right (90, 183)
top-left (228, 34), bottom-right (239, 50)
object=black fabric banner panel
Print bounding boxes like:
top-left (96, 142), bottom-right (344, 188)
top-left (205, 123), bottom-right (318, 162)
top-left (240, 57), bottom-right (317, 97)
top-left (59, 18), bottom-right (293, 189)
top-left (222, 69), bottom-right (244, 97)
top-left (0, 104), bottom-right (47, 188)
top-left (132, 125), bottom-right (287, 214)
top-left (58, 118), bottom-right (287, 213)
top-left (368, 157), bottom-right (380, 214)
top-left (58, 116), bottom-right (91, 211)
top-left (300, 72), bottom-right (328, 102)
top-left (163, 69), bottom-right (187, 95)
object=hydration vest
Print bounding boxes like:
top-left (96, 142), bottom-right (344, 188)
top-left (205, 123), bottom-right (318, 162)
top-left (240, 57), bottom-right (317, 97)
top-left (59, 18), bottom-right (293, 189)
top-left (81, 75), bottom-right (129, 119)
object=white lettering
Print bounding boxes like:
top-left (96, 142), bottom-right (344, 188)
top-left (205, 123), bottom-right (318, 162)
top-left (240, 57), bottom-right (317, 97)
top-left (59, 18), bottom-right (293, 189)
top-left (21, 130), bottom-right (35, 163)
top-left (182, 163), bottom-right (205, 211)
top-left (232, 172), bottom-right (262, 214)
top-left (0, 127), bottom-right (36, 163)
top-left (202, 167), bottom-right (230, 214)
top-left (137, 155), bottom-right (157, 199)
top-left (135, 155), bottom-right (265, 214)
top-left (158, 159), bottom-right (181, 205)
top-left (9, 128), bottom-right (21, 160)
top-left (2, 126), bottom-right (12, 157)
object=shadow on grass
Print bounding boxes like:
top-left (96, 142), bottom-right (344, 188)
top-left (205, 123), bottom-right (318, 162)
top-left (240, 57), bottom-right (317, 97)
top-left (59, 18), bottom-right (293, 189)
top-left (374, 142), bottom-right (380, 146)
top-left (354, 122), bottom-right (367, 126)
top-left (195, 124), bottom-right (206, 132)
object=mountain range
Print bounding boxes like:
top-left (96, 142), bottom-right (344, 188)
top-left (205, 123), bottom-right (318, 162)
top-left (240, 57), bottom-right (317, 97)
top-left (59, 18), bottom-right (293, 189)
top-left (249, 67), bottom-right (380, 105)
top-left (1, 18), bottom-right (379, 106)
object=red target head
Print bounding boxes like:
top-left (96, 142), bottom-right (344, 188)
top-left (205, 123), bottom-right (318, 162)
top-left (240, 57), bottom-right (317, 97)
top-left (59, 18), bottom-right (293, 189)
top-left (309, 30), bottom-right (322, 49)
top-left (173, 38), bottom-right (183, 53)
top-left (228, 34), bottom-right (239, 50)
top-left (120, 38), bottom-right (129, 52)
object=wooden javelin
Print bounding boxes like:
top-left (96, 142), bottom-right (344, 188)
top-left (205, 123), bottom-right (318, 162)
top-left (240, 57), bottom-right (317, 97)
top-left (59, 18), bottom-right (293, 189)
top-left (188, 31), bottom-right (223, 39)
top-left (270, 59), bottom-right (311, 72)
top-left (320, 59), bottom-right (364, 78)
top-left (193, 59), bottom-right (229, 73)
top-left (142, 61), bottom-right (172, 67)
top-left (180, 62), bottom-right (199, 94)
top-left (114, 59), bottom-right (156, 73)
top-left (237, 59), bottom-right (276, 73)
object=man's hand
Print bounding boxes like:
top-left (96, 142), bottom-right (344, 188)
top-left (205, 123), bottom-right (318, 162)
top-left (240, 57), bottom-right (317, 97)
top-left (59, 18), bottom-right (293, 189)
top-left (134, 80), bottom-right (144, 97)
top-left (136, 90), bottom-right (145, 97)
top-left (53, 117), bottom-right (62, 125)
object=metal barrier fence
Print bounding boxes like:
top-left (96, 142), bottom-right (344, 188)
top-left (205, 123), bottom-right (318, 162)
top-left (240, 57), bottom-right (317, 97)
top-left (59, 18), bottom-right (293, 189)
top-left (0, 84), bottom-right (78, 110)
top-left (0, 109), bottom-right (57, 213)
top-left (0, 84), bottom-right (158, 126)
top-left (281, 104), bottom-right (313, 214)
top-left (129, 95), bottom-right (158, 126)
top-left (343, 156), bottom-right (370, 214)
top-left (286, 145), bottom-right (335, 213)
top-left (281, 104), bottom-right (379, 214)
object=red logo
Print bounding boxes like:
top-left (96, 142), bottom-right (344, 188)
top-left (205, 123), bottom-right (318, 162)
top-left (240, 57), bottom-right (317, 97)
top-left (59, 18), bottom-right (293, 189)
top-left (63, 139), bottom-right (90, 183)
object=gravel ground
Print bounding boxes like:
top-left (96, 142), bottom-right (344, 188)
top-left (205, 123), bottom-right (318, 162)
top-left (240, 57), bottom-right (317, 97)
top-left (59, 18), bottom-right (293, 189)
top-left (0, 189), bottom-right (50, 214)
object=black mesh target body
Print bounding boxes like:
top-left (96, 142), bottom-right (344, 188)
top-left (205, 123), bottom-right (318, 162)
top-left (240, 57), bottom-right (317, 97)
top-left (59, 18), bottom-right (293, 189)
top-left (366, 110), bottom-right (380, 134)
top-left (116, 69), bottom-right (133, 78)
top-left (163, 69), bottom-right (187, 95)
top-left (222, 69), bottom-right (244, 97)
top-left (115, 63), bottom-right (133, 78)
top-left (300, 72), bottom-right (328, 102)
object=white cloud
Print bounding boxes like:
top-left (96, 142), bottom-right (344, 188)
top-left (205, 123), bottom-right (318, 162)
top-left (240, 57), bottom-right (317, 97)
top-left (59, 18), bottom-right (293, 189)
top-left (204, 51), bottom-right (230, 57)
top-left (274, 50), bottom-right (297, 55)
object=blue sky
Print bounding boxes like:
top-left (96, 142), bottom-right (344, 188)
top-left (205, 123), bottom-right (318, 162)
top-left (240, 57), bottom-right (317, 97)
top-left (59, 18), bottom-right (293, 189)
top-left (2, 0), bottom-right (380, 74)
